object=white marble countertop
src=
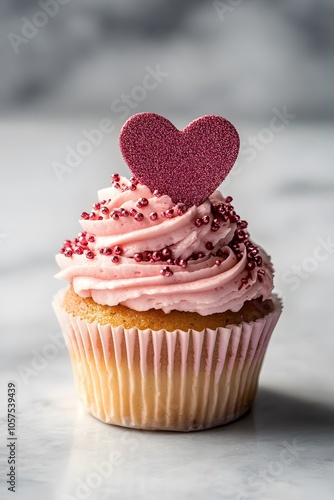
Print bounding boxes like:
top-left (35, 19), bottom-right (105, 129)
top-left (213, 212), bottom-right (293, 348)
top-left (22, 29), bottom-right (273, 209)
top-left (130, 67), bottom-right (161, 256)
top-left (1, 119), bottom-right (334, 500)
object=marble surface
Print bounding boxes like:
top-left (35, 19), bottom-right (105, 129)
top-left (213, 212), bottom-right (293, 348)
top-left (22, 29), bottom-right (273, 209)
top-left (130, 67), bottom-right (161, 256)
top-left (1, 119), bottom-right (334, 499)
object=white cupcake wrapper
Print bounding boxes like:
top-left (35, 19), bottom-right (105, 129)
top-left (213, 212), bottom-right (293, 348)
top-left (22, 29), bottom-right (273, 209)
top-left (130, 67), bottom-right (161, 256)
top-left (53, 290), bottom-right (282, 431)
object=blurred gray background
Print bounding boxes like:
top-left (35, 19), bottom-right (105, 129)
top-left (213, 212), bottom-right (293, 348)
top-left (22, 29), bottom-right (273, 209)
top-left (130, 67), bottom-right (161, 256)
top-left (1, 0), bottom-right (334, 120)
top-left (1, 2), bottom-right (334, 498)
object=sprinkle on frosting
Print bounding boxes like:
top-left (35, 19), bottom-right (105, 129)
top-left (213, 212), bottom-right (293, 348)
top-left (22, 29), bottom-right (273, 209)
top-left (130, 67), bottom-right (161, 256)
top-left (62, 183), bottom-right (261, 274)
top-left (56, 175), bottom-right (274, 315)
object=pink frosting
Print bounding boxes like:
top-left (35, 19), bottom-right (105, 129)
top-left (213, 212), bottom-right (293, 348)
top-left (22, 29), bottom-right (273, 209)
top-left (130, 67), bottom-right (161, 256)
top-left (55, 176), bottom-right (274, 315)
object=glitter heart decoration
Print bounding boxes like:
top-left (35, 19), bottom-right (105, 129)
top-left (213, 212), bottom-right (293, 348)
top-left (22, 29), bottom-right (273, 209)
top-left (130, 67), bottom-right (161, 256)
top-left (119, 113), bottom-right (240, 207)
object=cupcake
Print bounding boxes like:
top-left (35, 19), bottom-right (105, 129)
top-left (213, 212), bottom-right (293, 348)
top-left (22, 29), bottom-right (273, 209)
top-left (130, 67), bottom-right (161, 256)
top-left (53, 113), bottom-right (282, 431)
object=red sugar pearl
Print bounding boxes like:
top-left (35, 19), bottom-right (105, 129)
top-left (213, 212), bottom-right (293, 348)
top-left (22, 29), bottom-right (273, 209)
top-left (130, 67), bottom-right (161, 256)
top-left (111, 173), bottom-right (120, 182)
top-left (93, 202), bottom-right (100, 210)
top-left (134, 253), bottom-right (143, 262)
top-left (202, 215), bottom-right (210, 225)
top-left (64, 248), bottom-right (73, 257)
top-left (153, 189), bottom-right (161, 197)
top-left (195, 218), bottom-right (202, 227)
top-left (164, 209), bottom-right (174, 218)
top-left (162, 248), bottom-right (171, 259)
top-left (177, 204), bottom-right (187, 215)
top-left (101, 206), bottom-right (109, 215)
top-left (88, 236), bottom-right (95, 242)
top-left (205, 242), bottom-right (213, 251)
top-left (239, 220), bottom-right (248, 229)
top-left (225, 196), bottom-right (233, 203)
top-left (215, 260), bottom-right (222, 266)
top-left (74, 246), bottom-right (84, 255)
top-left (136, 197), bottom-right (149, 208)
top-left (129, 208), bottom-right (137, 217)
top-left (89, 212), bottom-right (97, 220)
top-left (114, 246), bottom-right (123, 255)
top-left (134, 213), bottom-right (144, 221)
top-left (246, 261), bottom-right (256, 271)
top-left (78, 237), bottom-right (88, 246)
top-left (81, 212), bottom-right (89, 220)
top-left (149, 212), bottom-right (158, 221)
top-left (197, 252), bottom-right (205, 259)
top-left (249, 248), bottom-right (258, 256)
top-left (110, 211), bottom-right (119, 220)
top-left (100, 247), bottom-right (112, 256)
top-left (235, 229), bottom-right (247, 241)
top-left (130, 177), bottom-right (139, 186)
top-left (142, 252), bottom-right (151, 262)
top-left (85, 251), bottom-right (95, 260)
top-left (160, 266), bottom-right (173, 277)
top-left (152, 251), bottom-right (162, 262)
top-left (179, 259), bottom-right (187, 268)
top-left (111, 256), bottom-right (120, 264)
top-left (120, 208), bottom-right (129, 217)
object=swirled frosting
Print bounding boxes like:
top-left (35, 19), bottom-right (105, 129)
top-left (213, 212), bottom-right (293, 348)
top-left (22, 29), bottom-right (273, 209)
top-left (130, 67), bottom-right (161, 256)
top-left (55, 176), bottom-right (273, 315)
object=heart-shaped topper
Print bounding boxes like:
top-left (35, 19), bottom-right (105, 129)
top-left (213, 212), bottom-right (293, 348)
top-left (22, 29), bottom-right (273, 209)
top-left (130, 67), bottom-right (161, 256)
top-left (119, 113), bottom-right (240, 207)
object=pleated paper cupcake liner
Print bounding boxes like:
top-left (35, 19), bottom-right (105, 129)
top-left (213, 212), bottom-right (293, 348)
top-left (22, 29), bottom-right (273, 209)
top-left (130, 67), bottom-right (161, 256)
top-left (53, 290), bottom-right (282, 432)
